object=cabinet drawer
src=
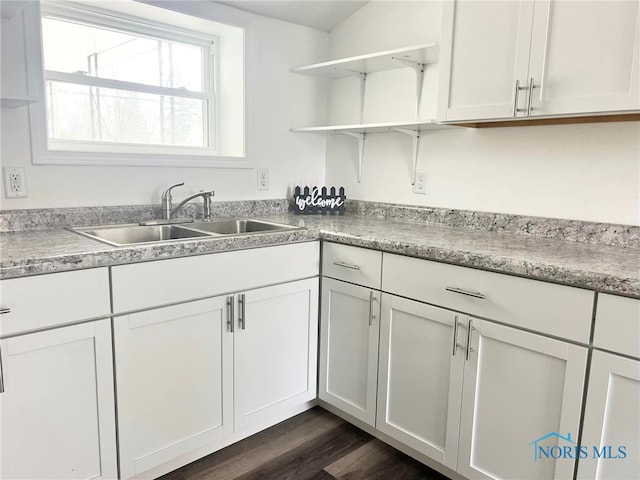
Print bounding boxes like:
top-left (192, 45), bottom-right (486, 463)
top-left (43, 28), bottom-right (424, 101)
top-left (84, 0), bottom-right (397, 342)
top-left (0, 268), bottom-right (110, 337)
top-left (322, 242), bottom-right (382, 289)
top-left (382, 253), bottom-right (594, 343)
top-left (593, 294), bottom-right (640, 358)
top-left (112, 242), bottom-right (319, 313)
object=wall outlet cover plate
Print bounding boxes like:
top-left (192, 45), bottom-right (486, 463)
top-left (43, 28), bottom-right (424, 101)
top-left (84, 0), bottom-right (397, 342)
top-left (3, 167), bottom-right (28, 198)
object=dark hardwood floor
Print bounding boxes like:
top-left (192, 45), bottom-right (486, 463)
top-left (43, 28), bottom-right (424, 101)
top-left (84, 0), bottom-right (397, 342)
top-left (159, 407), bottom-right (450, 480)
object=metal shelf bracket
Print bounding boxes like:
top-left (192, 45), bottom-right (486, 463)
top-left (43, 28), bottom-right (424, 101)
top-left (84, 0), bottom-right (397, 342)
top-left (393, 128), bottom-right (421, 185)
top-left (335, 69), bottom-right (367, 123)
top-left (342, 132), bottom-right (366, 183)
top-left (392, 57), bottom-right (425, 118)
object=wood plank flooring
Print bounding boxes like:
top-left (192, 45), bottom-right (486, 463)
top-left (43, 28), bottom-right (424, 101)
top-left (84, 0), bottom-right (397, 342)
top-left (159, 407), bottom-right (450, 480)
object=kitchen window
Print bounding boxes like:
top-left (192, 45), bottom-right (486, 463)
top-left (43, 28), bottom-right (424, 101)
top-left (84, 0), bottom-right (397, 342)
top-left (27, 1), bottom-right (246, 166)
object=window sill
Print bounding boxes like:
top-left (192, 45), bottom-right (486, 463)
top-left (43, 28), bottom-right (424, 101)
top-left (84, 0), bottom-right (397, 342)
top-left (32, 149), bottom-right (254, 168)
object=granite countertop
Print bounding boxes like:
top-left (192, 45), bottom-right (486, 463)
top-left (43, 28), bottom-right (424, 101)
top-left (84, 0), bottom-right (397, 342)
top-left (1, 213), bottom-right (638, 297)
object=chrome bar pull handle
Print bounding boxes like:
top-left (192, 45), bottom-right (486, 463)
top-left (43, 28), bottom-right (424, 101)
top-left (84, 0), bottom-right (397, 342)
top-left (445, 287), bottom-right (486, 300)
top-left (466, 319), bottom-right (476, 361)
top-left (526, 77), bottom-right (536, 116)
top-left (452, 315), bottom-right (460, 356)
top-left (238, 294), bottom-right (246, 330)
top-left (333, 261), bottom-right (360, 271)
top-left (0, 344), bottom-right (4, 394)
top-left (368, 291), bottom-right (378, 326)
top-left (0, 308), bottom-right (10, 315)
top-left (226, 296), bottom-right (234, 333)
top-left (514, 79), bottom-right (530, 116)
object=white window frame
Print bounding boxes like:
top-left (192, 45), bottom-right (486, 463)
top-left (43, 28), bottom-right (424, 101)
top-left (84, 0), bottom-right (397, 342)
top-left (25, 0), bottom-right (250, 168)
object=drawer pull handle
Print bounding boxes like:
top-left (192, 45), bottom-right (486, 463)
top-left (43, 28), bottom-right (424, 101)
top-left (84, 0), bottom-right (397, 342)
top-left (333, 261), bottom-right (360, 271)
top-left (445, 287), bottom-right (486, 300)
top-left (0, 308), bottom-right (10, 315)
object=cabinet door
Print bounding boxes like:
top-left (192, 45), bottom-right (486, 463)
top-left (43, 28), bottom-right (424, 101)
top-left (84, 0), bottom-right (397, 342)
top-left (114, 296), bottom-right (232, 480)
top-left (376, 294), bottom-right (464, 470)
top-left (234, 278), bottom-right (318, 433)
top-left (0, 320), bottom-right (117, 479)
top-left (439, 0), bottom-right (535, 121)
top-left (1, 7), bottom-right (31, 103)
top-left (457, 319), bottom-right (587, 480)
top-left (528, 0), bottom-right (640, 115)
top-left (319, 278), bottom-right (380, 426)
top-left (577, 350), bottom-right (639, 479)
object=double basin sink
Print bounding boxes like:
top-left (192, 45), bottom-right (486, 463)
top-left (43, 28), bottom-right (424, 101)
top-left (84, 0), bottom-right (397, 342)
top-left (71, 219), bottom-right (301, 247)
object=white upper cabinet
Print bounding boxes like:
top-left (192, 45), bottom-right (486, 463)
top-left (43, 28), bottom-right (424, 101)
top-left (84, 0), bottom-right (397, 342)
top-left (439, 0), bottom-right (640, 121)
top-left (439, 0), bottom-right (535, 121)
top-left (0, 5), bottom-right (37, 108)
top-left (528, 0), bottom-right (640, 116)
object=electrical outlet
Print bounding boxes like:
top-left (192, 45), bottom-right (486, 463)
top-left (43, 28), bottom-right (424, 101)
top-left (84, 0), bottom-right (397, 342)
top-left (413, 171), bottom-right (427, 194)
top-left (3, 167), bottom-right (28, 198)
top-left (257, 168), bottom-right (269, 191)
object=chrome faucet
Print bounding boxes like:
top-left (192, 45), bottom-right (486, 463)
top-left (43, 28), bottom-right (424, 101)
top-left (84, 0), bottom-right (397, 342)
top-left (161, 183), bottom-right (215, 221)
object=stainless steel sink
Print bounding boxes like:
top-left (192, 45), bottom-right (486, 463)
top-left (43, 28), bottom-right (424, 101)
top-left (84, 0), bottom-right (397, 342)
top-left (70, 218), bottom-right (300, 246)
top-left (71, 224), bottom-right (213, 247)
top-left (187, 219), bottom-right (299, 235)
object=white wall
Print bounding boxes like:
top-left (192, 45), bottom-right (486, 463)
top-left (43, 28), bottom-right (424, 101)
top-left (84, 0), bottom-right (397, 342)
top-left (325, 1), bottom-right (640, 226)
top-left (0, 1), bottom-right (328, 209)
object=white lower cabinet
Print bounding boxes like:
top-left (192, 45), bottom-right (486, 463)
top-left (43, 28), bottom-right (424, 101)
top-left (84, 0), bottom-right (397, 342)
top-left (376, 293), bottom-right (587, 480)
top-left (319, 277), bottom-right (380, 426)
top-left (233, 278), bottom-right (319, 433)
top-left (111, 243), bottom-right (319, 479)
top-left (0, 320), bottom-right (117, 480)
top-left (114, 296), bottom-right (232, 480)
top-left (578, 294), bottom-right (640, 479)
top-left (577, 350), bottom-right (639, 480)
top-left (114, 278), bottom-right (319, 479)
top-left (376, 295), bottom-right (463, 469)
top-left (457, 318), bottom-right (587, 480)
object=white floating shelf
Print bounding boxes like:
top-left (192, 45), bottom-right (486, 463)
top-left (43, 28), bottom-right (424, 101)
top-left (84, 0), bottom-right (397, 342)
top-left (291, 120), bottom-right (458, 185)
top-left (291, 44), bottom-right (439, 78)
top-left (291, 120), bottom-right (454, 134)
top-left (1, 96), bottom-right (38, 108)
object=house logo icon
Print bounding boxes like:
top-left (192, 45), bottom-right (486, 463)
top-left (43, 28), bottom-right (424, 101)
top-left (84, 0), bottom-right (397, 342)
top-left (528, 432), bottom-right (576, 462)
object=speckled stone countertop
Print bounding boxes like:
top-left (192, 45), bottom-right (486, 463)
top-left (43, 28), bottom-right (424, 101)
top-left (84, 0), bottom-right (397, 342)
top-left (1, 212), bottom-right (638, 297)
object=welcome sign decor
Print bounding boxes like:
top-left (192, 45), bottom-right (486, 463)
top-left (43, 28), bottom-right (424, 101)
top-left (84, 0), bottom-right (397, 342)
top-left (294, 186), bottom-right (346, 215)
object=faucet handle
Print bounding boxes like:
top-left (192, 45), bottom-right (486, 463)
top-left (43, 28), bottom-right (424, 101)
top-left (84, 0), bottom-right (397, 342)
top-left (162, 182), bottom-right (184, 199)
top-left (161, 182), bottom-right (184, 220)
